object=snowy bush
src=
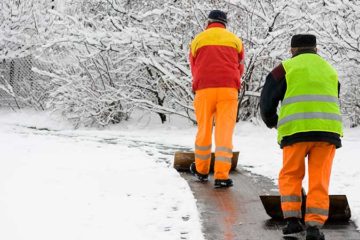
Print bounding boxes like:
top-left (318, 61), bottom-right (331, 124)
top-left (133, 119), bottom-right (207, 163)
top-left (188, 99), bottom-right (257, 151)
top-left (303, 0), bottom-right (360, 127)
top-left (0, 0), bottom-right (56, 109)
top-left (0, 0), bottom-right (359, 127)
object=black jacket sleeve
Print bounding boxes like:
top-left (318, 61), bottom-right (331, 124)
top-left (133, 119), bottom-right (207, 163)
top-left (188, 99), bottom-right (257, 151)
top-left (260, 64), bottom-right (287, 128)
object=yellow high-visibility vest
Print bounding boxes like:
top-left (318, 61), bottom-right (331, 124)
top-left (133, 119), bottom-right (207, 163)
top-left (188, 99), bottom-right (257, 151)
top-left (277, 53), bottom-right (343, 143)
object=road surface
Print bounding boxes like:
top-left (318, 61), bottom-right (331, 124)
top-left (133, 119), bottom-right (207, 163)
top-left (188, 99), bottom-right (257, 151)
top-left (181, 168), bottom-right (360, 240)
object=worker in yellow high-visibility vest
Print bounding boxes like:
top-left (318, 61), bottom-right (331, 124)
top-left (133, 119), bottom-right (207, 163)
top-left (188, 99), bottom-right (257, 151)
top-left (260, 34), bottom-right (343, 240)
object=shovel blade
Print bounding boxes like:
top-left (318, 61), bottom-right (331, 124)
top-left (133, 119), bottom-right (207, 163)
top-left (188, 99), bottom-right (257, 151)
top-left (173, 151), bottom-right (239, 172)
top-left (260, 194), bottom-right (351, 222)
top-left (328, 195), bottom-right (352, 221)
top-left (260, 195), bottom-right (283, 220)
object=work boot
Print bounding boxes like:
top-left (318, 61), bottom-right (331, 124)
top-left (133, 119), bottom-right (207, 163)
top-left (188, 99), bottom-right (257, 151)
top-left (282, 217), bottom-right (304, 235)
top-left (214, 179), bottom-right (233, 188)
top-left (189, 162), bottom-right (208, 182)
top-left (306, 226), bottom-right (325, 240)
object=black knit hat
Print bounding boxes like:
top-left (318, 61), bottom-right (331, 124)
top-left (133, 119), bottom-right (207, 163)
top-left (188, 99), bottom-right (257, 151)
top-left (208, 10), bottom-right (227, 25)
top-left (291, 34), bottom-right (317, 48)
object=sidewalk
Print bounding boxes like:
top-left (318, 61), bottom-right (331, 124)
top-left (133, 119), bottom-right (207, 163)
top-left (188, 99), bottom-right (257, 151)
top-left (182, 168), bottom-right (360, 240)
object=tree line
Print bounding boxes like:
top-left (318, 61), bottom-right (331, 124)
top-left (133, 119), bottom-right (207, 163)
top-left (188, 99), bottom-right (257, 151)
top-left (0, 0), bottom-right (359, 127)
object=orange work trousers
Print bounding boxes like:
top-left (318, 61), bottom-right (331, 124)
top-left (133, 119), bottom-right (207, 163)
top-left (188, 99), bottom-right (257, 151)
top-left (193, 87), bottom-right (238, 180)
top-left (279, 142), bottom-right (335, 227)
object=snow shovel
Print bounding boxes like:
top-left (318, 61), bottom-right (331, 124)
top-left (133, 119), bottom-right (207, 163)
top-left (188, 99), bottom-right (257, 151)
top-left (173, 151), bottom-right (239, 172)
top-left (260, 189), bottom-right (351, 222)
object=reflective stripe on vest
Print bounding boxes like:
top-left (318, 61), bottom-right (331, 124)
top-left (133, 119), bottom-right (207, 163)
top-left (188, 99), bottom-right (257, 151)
top-left (278, 112), bottom-right (342, 127)
top-left (281, 95), bottom-right (339, 106)
top-left (277, 54), bottom-right (343, 143)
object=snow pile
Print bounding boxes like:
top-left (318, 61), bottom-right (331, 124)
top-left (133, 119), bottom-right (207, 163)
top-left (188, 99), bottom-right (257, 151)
top-left (0, 110), bottom-right (204, 240)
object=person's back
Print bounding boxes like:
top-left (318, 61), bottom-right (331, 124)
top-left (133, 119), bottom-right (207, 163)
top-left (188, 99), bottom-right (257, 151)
top-left (190, 25), bottom-right (243, 91)
top-left (277, 53), bottom-right (342, 144)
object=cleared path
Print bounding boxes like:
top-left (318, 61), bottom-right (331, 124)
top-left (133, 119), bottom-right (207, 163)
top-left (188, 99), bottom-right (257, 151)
top-left (181, 168), bottom-right (360, 240)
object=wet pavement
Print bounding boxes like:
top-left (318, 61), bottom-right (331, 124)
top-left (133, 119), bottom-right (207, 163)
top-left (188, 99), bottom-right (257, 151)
top-left (182, 169), bottom-right (360, 240)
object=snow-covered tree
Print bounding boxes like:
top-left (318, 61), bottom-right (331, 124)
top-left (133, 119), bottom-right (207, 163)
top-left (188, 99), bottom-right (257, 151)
top-left (0, 0), bottom-right (57, 109)
top-left (34, 0), bottom-right (198, 126)
top-left (302, 0), bottom-right (360, 127)
top-left (218, 0), bottom-right (305, 122)
top-left (0, 0), bottom-right (359, 127)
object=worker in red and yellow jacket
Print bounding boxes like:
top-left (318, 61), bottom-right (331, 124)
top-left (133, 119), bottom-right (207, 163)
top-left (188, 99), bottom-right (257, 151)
top-left (189, 10), bottom-right (245, 188)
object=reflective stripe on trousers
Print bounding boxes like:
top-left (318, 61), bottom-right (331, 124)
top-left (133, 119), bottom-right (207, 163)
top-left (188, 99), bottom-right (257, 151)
top-left (194, 88), bottom-right (237, 179)
top-left (281, 195), bottom-right (302, 218)
top-left (279, 142), bottom-right (335, 226)
top-left (194, 144), bottom-right (212, 175)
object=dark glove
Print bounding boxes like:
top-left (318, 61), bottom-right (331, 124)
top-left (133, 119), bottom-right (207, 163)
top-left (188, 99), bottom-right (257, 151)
top-left (265, 115), bottom-right (278, 129)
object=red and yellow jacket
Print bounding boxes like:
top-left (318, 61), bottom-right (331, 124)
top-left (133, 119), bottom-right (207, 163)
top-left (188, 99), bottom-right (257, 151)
top-left (189, 23), bottom-right (245, 92)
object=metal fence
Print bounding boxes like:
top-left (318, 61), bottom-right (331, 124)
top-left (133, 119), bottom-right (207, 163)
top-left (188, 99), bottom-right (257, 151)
top-left (0, 56), bottom-right (51, 110)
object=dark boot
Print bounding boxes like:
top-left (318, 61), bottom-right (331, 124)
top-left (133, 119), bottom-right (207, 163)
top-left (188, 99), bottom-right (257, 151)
top-left (214, 179), bottom-right (233, 188)
top-left (306, 226), bottom-right (325, 240)
top-left (189, 162), bottom-right (208, 182)
top-left (282, 217), bottom-right (304, 235)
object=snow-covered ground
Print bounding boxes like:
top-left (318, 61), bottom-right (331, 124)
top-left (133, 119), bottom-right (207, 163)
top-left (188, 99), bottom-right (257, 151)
top-left (0, 110), bottom-right (359, 239)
